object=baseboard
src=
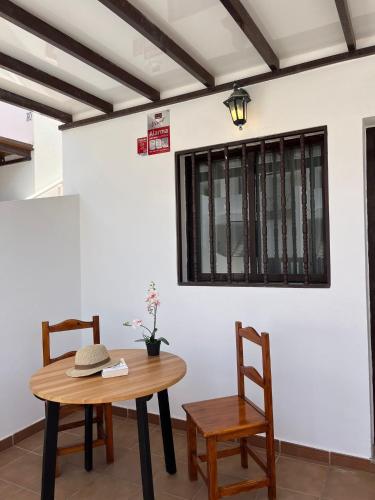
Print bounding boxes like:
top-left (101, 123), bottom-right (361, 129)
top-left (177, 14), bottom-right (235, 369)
top-left (2, 405), bottom-right (374, 475)
top-left (0, 417), bottom-right (45, 452)
top-left (113, 406), bottom-right (375, 473)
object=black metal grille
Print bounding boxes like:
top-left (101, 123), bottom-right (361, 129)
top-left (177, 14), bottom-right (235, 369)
top-left (176, 127), bottom-right (330, 287)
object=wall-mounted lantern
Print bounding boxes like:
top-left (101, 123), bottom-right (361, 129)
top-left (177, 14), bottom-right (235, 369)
top-left (223, 84), bottom-right (251, 130)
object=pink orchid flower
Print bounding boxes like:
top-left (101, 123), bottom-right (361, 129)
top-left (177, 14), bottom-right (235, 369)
top-left (132, 319), bottom-right (143, 328)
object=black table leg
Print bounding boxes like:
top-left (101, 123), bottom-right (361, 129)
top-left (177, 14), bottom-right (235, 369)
top-left (136, 396), bottom-right (154, 500)
top-left (41, 400), bottom-right (60, 500)
top-left (84, 404), bottom-right (93, 472)
top-left (157, 389), bottom-right (176, 474)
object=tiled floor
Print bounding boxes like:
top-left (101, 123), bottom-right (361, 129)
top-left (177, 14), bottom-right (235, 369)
top-left (0, 415), bottom-right (375, 499)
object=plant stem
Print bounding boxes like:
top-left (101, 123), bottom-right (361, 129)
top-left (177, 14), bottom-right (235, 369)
top-left (152, 304), bottom-right (157, 340)
top-left (140, 324), bottom-right (153, 335)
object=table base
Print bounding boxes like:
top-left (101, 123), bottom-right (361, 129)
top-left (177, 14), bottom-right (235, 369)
top-left (41, 389), bottom-right (176, 500)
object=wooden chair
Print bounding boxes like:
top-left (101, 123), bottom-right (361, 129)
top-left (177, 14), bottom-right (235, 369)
top-left (42, 316), bottom-right (114, 469)
top-left (182, 321), bottom-right (276, 500)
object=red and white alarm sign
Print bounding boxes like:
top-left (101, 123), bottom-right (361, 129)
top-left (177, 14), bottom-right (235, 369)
top-left (147, 110), bottom-right (170, 155)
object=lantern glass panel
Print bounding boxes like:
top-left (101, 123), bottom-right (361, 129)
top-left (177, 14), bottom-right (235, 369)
top-left (235, 98), bottom-right (244, 122)
top-left (228, 101), bottom-right (237, 123)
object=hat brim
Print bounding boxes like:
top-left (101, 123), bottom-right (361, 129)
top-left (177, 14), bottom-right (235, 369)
top-left (66, 357), bottom-right (119, 378)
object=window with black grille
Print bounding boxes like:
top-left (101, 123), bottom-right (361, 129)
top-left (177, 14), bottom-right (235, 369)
top-left (175, 127), bottom-right (330, 287)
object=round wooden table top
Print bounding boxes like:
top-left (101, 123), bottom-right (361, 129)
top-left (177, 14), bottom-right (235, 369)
top-left (29, 349), bottom-right (187, 404)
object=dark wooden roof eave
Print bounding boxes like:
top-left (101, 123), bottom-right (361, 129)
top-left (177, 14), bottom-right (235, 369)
top-left (0, 136), bottom-right (33, 166)
top-left (0, 135), bottom-right (33, 157)
top-left (59, 43), bottom-right (375, 131)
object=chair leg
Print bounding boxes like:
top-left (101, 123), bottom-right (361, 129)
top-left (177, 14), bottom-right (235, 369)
top-left (240, 437), bottom-right (248, 468)
top-left (206, 437), bottom-right (218, 500)
top-left (186, 415), bottom-right (198, 481)
top-left (266, 429), bottom-right (276, 500)
top-left (96, 404), bottom-right (104, 440)
top-left (104, 403), bottom-right (114, 464)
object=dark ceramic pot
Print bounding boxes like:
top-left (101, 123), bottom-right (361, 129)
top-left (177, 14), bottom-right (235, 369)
top-left (146, 340), bottom-right (161, 356)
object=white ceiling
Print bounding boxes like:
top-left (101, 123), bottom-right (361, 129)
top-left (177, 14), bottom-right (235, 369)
top-left (0, 0), bottom-right (374, 121)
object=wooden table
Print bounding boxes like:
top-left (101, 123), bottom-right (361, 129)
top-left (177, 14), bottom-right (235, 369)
top-left (30, 349), bottom-right (186, 500)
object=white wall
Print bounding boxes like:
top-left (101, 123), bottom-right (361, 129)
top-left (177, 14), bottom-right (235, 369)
top-left (0, 102), bottom-right (33, 143)
top-left (0, 108), bottom-right (63, 202)
top-left (0, 158), bottom-right (35, 201)
top-left (32, 113), bottom-right (63, 193)
top-left (0, 103), bottom-right (34, 201)
top-left (0, 196), bottom-right (81, 439)
top-left (63, 55), bottom-right (375, 458)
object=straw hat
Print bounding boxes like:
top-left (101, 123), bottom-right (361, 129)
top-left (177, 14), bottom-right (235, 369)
top-left (66, 344), bottom-right (118, 377)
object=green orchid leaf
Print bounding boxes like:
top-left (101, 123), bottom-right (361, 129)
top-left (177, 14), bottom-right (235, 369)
top-left (134, 338), bottom-right (146, 343)
top-left (158, 337), bottom-right (169, 345)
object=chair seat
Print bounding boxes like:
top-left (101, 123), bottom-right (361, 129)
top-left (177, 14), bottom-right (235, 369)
top-left (183, 395), bottom-right (266, 438)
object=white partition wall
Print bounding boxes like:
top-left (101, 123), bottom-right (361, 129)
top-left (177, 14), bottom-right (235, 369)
top-left (0, 195), bottom-right (81, 439)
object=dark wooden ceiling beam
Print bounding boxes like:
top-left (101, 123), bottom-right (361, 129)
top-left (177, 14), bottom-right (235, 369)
top-left (0, 52), bottom-right (113, 113)
top-left (60, 43), bottom-right (375, 131)
top-left (0, 0), bottom-right (160, 101)
top-left (98, 0), bottom-right (214, 87)
top-left (219, 0), bottom-right (279, 71)
top-left (0, 88), bottom-right (72, 123)
top-left (335, 0), bottom-right (356, 51)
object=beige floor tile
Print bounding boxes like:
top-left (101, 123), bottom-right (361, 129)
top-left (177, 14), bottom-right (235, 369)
top-left (0, 452), bottom-right (43, 492)
top-left (276, 456), bottom-right (328, 497)
top-left (0, 452), bottom-right (99, 498)
top-left (192, 473), bottom-right (259, 500)
top-left (153, 459), bottom-right (204, 499)
top-left (17, 428), bottom-right (86, 456)
top-left (256, 486), bottom-right (319, 499)
top-left (69, 473), bottom-right (140, 499)
top-left (130, 491), bottom-right (184, 500)
top-left (148, 429), bottom-right (189, 463)
top-left (54, 464), bottom-right (102, 499)
top-left (102, 448), bottom-right (165, 484)
top-left (154, 474), bottom-right (202, 499)
top-left (0, 479), bottom-right (39, 499)
top-left (15, 431), bottom-right (44, 453)
top-left (113, 417), bottom-right (143, 449)
top-left (0, 446), bottom-right (30, 469)
top-left (61, 443), bottom-right (114, 471)
top-left (322, 466), bottom-right (375, 500)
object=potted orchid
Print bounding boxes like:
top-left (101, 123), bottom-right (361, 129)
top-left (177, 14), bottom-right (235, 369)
top-left (124, 281), bottom-right (169, 356)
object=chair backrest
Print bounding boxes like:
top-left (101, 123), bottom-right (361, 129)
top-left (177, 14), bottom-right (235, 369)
top-left (42, 316), bottom-right (100, 366)
top-left (235, 321), bottom-right (273, 422)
